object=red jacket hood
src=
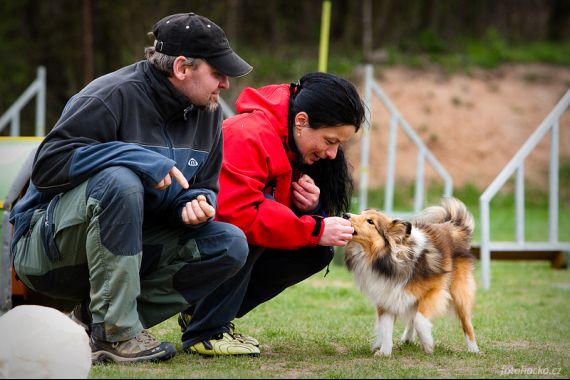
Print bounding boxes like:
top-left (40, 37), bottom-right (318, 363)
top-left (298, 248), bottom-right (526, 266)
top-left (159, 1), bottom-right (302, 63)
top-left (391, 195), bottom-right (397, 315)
top-left (235, 84), bottom-right (290, 142)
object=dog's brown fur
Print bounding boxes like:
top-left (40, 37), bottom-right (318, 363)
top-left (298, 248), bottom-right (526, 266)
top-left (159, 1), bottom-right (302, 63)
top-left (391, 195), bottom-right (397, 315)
top-left (344, 197), bottom-right (479, 356)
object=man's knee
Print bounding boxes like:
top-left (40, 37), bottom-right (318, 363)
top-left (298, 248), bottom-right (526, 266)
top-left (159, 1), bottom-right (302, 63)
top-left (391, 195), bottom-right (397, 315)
top-left (86, 166), bottom-right (144, 209)
top-left (86, 167), bottom-right (145, 256)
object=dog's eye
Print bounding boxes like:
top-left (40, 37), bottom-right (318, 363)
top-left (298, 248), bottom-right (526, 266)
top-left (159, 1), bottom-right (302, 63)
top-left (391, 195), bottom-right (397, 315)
top-left (367, 219), bottom-right (374, 225)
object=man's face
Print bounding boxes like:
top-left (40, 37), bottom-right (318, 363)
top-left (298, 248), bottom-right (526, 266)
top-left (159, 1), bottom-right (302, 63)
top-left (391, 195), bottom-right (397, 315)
top-left (173, 60), bottom-right (230, 111)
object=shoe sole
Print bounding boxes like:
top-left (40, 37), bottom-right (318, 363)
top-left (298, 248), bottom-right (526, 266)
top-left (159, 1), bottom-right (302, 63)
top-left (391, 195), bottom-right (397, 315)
top-left (92, 347), bottom-right (177, 364)
top-left (185, 349), bottom-right (260, 358)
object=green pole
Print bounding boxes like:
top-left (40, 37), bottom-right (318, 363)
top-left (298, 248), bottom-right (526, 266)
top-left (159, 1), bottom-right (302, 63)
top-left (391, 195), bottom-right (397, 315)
top-left (318, 0), bottom-right (331, 73)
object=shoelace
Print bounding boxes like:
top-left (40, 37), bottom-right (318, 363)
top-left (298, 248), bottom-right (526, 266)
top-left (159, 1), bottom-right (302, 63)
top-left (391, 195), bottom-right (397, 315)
top-left (136, 330), bottom-right (158, 345)
top-left (228, 322), bottom-right (248, 340)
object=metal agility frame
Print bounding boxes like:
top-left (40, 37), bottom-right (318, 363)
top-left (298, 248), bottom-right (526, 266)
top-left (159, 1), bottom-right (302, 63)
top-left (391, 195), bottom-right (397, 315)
top-left (359, 64), bottom-right (453, 215)
top-left (479, 89), bottom-right (570, 290)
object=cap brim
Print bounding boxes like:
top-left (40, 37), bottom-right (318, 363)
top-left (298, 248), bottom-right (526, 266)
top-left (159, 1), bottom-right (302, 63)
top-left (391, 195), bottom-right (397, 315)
top-left (207, 51), bottom-right (252, 78)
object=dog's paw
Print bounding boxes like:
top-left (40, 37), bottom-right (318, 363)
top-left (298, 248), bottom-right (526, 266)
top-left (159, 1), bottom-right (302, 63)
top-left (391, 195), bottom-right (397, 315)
top-left (466, 337), bottom-right (479, 353)
top-left (373, 347), bottom-right (393, 357)
top-left (421, 343), bottom-right (434, 355)
top-left (467, 343), bottom-right (480, 354)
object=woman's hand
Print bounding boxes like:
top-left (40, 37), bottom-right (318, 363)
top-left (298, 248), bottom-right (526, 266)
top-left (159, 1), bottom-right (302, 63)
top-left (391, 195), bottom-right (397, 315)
top-left (318, 217), bottom-right (354, 247)
top-left (292, 174), bottom-right (320, 213)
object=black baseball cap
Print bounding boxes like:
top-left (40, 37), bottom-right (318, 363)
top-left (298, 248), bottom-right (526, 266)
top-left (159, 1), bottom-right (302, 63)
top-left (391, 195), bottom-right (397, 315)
top-left (152, 13), bottom-right (252, 78)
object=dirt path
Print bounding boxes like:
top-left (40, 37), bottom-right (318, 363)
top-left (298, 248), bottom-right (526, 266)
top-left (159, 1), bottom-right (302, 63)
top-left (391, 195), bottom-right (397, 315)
top-left (346, 63), bottom-right (570, 190)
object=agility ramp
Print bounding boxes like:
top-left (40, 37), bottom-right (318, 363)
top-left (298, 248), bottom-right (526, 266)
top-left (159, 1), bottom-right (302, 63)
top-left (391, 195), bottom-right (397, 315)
top-left (0, 137), bottom-right (41, 313)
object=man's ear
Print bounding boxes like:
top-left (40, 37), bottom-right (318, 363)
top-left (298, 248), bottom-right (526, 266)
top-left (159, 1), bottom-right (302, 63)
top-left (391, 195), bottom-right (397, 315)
top-left (172, 56), bottom-right (190, 81)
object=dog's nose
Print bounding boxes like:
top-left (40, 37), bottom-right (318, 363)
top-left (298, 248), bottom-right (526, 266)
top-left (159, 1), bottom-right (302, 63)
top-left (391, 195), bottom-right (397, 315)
top-left (342, 213), bottom-right (351, 220)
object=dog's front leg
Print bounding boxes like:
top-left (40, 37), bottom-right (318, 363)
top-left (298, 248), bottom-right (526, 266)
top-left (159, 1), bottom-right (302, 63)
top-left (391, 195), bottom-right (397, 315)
top-left (373, 307), bottom-right (394, 357)
top-left (401, 316), bottom-right (416, 344)
top-left (414, 311), bottom-right (434, 354)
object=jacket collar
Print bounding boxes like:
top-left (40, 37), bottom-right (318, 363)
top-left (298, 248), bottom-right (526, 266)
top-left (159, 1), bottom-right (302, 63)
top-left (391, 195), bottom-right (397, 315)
top-left (143, 61), bottom-right (192, 120)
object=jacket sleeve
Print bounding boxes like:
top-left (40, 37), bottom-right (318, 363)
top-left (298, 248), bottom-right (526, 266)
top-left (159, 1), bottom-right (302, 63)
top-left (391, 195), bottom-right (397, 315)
top-left (168, 124), bottom-right (223, 227)
top-left (32, 95), bottom-right (174, 193)
top-left (217, 118), bottom-right (324, 250)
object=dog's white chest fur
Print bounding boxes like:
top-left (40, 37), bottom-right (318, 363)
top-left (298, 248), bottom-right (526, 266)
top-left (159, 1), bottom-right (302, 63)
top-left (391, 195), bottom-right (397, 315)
top-left (348, 245), bottom-right (416, 315)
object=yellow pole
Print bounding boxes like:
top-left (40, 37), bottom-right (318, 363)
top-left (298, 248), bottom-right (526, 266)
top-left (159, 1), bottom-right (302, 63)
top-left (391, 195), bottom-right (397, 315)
top-left (318, 0), bottom-right (332, 73)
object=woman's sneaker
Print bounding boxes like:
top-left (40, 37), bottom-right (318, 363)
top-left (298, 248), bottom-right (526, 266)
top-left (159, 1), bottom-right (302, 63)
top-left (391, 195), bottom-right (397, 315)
top-left (178, 312), bottom-right (260, 347)
top-left (184, 332), bottom-right (260, 357)
top-left (229, 321), bottom-right (260, 347)
top-left (91, 330), bottom-right (177, 364)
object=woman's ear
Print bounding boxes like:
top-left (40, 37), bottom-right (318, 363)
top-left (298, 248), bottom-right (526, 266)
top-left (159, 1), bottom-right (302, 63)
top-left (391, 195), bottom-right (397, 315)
top-left (294, 112), bottom-right (309, 128)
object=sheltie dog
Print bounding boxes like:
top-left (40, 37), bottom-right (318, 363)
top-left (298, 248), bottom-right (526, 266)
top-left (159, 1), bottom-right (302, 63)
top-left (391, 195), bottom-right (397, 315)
top-left (344, 198), bottom-right (479, 356)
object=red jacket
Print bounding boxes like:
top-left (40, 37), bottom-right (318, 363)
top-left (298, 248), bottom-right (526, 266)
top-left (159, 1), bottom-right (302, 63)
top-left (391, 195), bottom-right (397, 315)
top-left (217, 84), bottom-right (325, 249)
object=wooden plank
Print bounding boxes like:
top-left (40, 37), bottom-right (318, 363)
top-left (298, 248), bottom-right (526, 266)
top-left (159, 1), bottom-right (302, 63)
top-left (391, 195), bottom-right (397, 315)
top-left (471, 245), bottom-right (568, 269)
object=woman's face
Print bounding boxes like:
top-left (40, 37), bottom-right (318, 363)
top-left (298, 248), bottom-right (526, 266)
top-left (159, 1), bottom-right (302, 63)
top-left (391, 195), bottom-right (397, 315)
top-left (293, 112), bottom-right (357, 165)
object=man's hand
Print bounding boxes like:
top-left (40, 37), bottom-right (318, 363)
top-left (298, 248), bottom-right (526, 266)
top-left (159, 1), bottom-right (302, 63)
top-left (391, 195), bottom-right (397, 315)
top-left (155, 166), bottom-right (189, 190)
top-left (181, 194), bottom-right (215, 225)
top-left (318, 217), bottom-right (354, 247)
top-left (292, 174), bottom-right (320, 213)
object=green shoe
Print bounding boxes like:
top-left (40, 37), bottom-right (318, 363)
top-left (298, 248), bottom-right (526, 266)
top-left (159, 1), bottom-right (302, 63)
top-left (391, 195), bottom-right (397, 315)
top-left (185, 332), bottom-right (260, 357)
top-left (178, 312), bottom-right (260, 347)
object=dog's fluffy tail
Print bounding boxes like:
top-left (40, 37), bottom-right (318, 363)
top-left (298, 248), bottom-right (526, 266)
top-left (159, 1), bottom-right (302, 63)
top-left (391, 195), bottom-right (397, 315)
top-left (413, 197), bottom-right (475, 236)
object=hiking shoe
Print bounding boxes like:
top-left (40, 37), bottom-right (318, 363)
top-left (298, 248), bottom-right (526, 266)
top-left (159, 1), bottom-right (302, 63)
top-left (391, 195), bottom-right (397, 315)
top-left (69, 302), bottom-right (92, 335)
top-left (178, 312), bottom-right (260, 347)
top-left (184, 332), bottom-right (260, 357)
top-left (91, 330), bottom-right (177, 364)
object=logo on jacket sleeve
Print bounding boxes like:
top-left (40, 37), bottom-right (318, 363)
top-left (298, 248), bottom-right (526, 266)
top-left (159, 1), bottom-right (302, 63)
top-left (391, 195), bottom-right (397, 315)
top-left (188, 158), bottom-right (199, 167)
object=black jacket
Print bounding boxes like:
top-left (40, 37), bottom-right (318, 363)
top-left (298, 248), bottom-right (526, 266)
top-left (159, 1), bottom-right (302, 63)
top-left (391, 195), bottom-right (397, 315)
top-left (10, 60), bottom-right (223, 251)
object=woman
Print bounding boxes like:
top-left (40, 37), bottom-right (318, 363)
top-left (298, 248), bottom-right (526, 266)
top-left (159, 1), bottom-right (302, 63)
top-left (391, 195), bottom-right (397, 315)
top-left (178, 72), bottom-right (365, 356)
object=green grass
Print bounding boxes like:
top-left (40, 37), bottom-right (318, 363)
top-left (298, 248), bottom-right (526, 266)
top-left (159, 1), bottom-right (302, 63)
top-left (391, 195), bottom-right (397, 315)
top-left (384, 28), bottom-right (570, 73)
top-left (88, 260), bottom-right (570, 378)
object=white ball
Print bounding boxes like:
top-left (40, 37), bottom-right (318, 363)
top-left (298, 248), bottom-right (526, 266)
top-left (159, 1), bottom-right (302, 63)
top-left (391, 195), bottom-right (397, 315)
top-left (0, 305), bottom-right (91, 379)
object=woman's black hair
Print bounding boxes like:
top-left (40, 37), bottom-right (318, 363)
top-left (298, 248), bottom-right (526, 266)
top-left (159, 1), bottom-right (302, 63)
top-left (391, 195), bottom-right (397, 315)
top-left (287, 72), bottom-right (366, 216)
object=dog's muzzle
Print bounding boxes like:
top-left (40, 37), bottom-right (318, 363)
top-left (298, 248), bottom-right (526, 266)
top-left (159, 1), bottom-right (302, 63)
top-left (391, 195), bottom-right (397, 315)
top-left (342, 213), bottom-right (357, 235)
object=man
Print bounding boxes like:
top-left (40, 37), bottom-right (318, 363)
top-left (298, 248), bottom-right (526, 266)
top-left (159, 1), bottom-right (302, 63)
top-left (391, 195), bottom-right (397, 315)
top-left (9, 12), bottom-right (258, 364)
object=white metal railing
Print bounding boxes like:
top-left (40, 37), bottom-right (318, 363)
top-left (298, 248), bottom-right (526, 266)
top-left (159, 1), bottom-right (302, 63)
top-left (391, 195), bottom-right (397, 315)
top-left (359, 64), bottom-right (453, 214)
top-left (0, 66), bottom-right (46, 137)
top-left (218, 96), bottom-right (235, 119)
top-left (479, 89), bottom-right (570, 290)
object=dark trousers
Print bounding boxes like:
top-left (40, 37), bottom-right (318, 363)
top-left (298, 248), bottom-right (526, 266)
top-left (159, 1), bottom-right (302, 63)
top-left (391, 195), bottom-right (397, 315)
top-left (182, 245), bottom-right (333, 347)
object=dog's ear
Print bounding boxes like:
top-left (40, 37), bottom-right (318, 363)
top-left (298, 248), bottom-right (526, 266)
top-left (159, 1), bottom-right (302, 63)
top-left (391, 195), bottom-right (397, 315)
top-left (389, 220), bottom-right (412, 243)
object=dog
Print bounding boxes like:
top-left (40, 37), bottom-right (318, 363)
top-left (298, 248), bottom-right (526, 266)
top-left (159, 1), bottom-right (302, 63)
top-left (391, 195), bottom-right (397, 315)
top-left (343, 197), bottom-right (479, 356)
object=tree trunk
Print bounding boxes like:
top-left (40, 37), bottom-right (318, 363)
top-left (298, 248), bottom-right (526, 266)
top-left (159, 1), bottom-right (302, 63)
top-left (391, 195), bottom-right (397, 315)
top-left (82, 0), bottom-right (94, 85)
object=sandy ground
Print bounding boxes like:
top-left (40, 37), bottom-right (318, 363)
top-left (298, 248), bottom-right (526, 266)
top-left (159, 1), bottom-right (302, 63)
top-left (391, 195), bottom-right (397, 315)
top-left (345, 64), bottom-right (570, 191)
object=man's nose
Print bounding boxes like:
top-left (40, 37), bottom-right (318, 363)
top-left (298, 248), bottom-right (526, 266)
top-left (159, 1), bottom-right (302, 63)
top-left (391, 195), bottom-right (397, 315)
top-left (219, 75), bottom-right (230, 89)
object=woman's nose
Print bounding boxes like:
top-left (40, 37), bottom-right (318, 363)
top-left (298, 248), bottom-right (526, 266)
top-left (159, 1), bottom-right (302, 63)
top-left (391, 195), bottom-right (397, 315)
top-left (326, 145), bottom-right (338, 159)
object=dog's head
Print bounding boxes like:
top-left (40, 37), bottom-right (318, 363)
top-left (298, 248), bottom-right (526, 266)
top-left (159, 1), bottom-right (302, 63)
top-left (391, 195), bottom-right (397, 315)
top-left (343, 209), bottom-right (412, 258)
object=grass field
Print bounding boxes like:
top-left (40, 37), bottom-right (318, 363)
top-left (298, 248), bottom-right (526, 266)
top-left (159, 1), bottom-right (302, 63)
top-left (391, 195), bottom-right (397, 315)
top-left (1, 181), bottom-right (568, 378)
top-left (89, 260), bottom-right (569, 379)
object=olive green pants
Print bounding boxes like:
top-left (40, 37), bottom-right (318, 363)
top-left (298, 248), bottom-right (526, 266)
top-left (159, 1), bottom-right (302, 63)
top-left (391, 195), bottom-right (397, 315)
top-left (13, 167), bottom-right (248, 342)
